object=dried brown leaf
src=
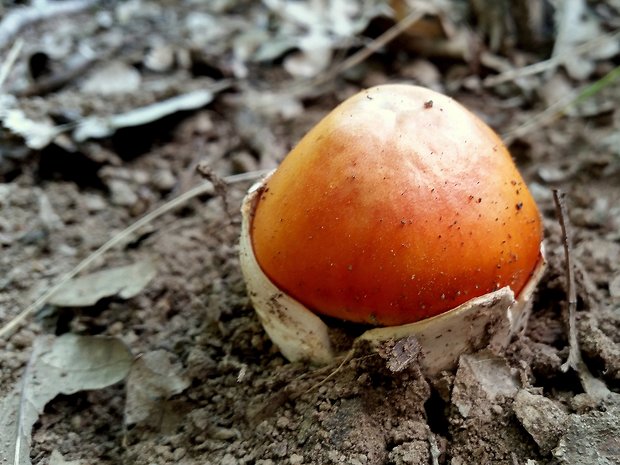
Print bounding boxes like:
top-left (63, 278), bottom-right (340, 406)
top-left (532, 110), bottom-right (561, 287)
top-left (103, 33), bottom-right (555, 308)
top-left (0, 334), bottom-right (132, 465)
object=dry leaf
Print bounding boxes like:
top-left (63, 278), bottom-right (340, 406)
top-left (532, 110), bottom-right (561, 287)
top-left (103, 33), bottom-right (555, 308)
top-left (1, 108), bottom-right (60, 150)
top-left (73, 87), bottom-right (226, 142)
top-left (48, 259), bottom-right (156, 307)
top-left (0, 334), bottom-right (132, 465)
top-left (124, 350), bottom-right (191, 425)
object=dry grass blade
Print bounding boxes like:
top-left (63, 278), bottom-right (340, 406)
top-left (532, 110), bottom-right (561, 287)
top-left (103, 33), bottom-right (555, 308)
top-left (303, 351), bottom-right (354, 395)
top-left (288, 7), bottom-right (426, 96)
top-left (12, 345), bottom-right (35, 465)
top-left (0, 37), bottom-right (23, 90)
top-left (502, 64), bottom-right (620, 144)
top-left (501, 91), bottom-right (571, 144)
top-left (0, 170), bottom-right (270, 340)
top-left (483, 29), bottom-right (620, 88)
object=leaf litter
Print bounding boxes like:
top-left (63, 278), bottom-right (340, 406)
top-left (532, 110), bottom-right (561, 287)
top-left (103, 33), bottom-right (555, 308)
top-left (0, 0), bottom-right (619, 464)
top-left (0, 334), bottom-right (132, 465)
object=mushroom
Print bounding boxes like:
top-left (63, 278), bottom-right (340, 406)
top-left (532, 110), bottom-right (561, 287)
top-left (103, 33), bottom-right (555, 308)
top-left (239, 84), bottom-right (545, 374)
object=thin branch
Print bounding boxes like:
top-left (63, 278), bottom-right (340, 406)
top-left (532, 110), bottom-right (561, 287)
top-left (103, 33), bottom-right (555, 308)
top-left (553, 190), bottom-right (612, 400)
top-left (552, 189), bottom-right (579, 372)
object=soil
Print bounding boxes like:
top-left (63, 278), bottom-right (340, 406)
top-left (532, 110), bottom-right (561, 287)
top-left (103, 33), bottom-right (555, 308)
top-left (1, 2), bottom-right (619, 465)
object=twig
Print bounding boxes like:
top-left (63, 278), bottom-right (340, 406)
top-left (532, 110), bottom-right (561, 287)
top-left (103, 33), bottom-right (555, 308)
top-left (553, 190), bottom-right (612, 400)
top-left (552, 189), bottom-right (579, 372)
top-left (0, 169), bottom-right (270, 339)
top-left (197, 162), bottom-right (233, 222)
top-left (0, 38), bottom-right (23, 90)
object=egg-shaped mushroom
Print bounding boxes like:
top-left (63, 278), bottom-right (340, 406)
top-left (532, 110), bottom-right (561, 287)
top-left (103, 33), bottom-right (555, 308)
top-left (240, 84), bottom-right (545, 372)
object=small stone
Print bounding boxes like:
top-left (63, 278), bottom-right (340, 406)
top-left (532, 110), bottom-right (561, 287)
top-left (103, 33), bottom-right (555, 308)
top-left (272, 441), bottom-right (288, 458)
top-left (172, 447), bottom-right (186, 461)
top-left (144, 44), bottom-right (175, 72)
top-left (108, 179), bottom-right (138, 207)
top-left (276, 416), bottom-right (290, 429)
top-left (70, 414), bottom-right (83, 430)
top-left (491, 405), bottom-right (504, 415)
top-left (388, 441), bottom-right (430, 465)
top-left (570, 393), bottom-right (600, 414)
top-left (11, 329), bottom-right (35, 349)
top-left (152, 169), bottom-right (176, 191)
top-left (108, 321), bottom-right (124, 336)
top-left (81, 61), bottom-right (141, 95)
top-left (513, 390), bottom-right (569, 454)
top-left (452, 351), bottom-right (519, 420)
top-left (82, 193), bottom-right (107, 212)
top-left (220, 454), bottom-right (237, 465)
top-left (289, 453), bottom-right (303, 465)
top-left (609, 274), bottom-right (620, 299)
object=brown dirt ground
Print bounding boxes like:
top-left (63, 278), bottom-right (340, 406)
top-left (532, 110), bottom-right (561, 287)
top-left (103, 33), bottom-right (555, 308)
top-left (1, 2), bottom-right (619, 465)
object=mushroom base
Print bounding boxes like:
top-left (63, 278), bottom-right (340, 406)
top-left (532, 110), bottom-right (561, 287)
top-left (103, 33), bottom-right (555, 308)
top-left (239, 175), bottom-right (546, 376)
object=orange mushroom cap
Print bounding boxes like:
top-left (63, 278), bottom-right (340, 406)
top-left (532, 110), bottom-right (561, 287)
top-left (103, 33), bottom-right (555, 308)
top-left (250, 84), bottom-right (543, 326)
